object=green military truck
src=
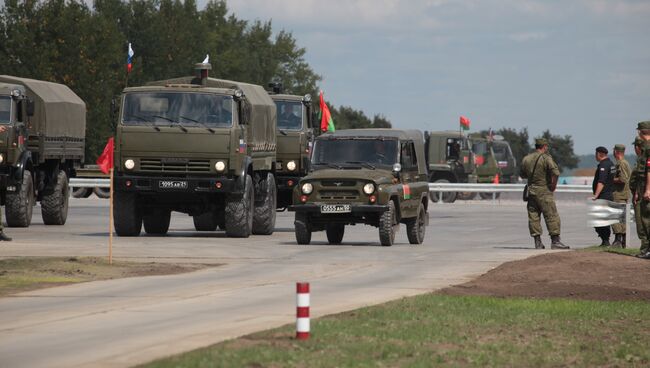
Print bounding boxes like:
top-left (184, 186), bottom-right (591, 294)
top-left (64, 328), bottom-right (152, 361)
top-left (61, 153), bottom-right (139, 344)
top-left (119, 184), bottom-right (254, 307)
top-left (424, 131), bottom-right (477, 203)
top-left (0, 75), bottom-right (85, 227)
top-left (289, 129), bottom-right (429, 246)
top-left (112, 63), bottom-right (277, 238)
top-left (492, 138), bottom-right (517, 183)
top-left (267, 83), bottom-right (315, 209)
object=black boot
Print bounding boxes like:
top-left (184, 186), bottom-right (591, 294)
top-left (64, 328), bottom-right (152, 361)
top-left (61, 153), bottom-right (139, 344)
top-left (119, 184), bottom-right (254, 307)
top-left (534, 235), bottom-right (545, 249)
top-left (638, 251), bottom-right (650, 260)
top-left (599, 237), bottom-right (610, 247)
top-left (0, 232), bottom-right (12, 241)
top-left (611, 234), bottom-right (623, 248)
top-left (551, 235), bottom-right (569, 249)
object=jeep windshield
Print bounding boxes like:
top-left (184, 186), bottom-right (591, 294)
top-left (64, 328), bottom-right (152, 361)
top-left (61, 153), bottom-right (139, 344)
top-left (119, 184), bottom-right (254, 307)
top-left (0, 96), bottom-right (11, 124)
top-left (275, 100), bottom-right (303, 131)
top-left (122, 92), bottom-right (233, 128)
top-left (312, 138), bottom-right (398, 168)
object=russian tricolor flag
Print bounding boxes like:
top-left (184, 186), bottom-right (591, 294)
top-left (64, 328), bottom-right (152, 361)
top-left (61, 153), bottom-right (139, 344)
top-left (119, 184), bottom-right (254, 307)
top-left (126, 43), bottom-right (134, 73)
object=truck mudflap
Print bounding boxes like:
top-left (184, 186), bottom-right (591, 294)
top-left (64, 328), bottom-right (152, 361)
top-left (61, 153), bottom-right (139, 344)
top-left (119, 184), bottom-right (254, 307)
top-left (114, 175), bottom-right (239, 193)
top-left (288, 204), bottom-right (389, 213)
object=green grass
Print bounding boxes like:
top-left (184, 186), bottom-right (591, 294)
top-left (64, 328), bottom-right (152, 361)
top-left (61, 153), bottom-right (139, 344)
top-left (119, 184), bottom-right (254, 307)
top-left (582, 245), bottom-right (641, 256)
top-left (142, 295), bottom-right (650, 368)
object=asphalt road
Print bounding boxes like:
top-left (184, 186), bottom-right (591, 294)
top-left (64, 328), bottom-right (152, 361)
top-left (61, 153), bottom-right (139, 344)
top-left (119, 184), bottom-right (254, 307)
top-left (0, 197), bottom-right (627, 368)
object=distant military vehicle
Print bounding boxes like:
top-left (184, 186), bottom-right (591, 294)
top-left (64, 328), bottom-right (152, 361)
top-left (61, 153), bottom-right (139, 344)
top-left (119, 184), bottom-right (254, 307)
top-left (289, 129), bottom-right (430, 246)
top-left (267, 83), bottom-right (315, 209)
top-left (112, 63), bottom-right (277, 238)
top-left (492, 139), bottom-right (517, 183)
top-left (424, 131), bottom-right (477, 203)
top-left (0, 75), bottom-right (86, 227)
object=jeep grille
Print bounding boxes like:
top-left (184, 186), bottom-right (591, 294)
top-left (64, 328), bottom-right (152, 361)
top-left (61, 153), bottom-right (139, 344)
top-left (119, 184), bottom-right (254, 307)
top-left (321, 180), bottom-right (357, 187)
top-left (318, 190), bottom-right (359, 200)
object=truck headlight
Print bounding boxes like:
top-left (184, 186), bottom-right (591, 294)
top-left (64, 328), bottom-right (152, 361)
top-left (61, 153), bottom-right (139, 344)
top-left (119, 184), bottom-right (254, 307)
top-left (301, 182), bottom-right (313, 195)
top-left (0, 154), bottom-right (4, 164)
top-left (215, 161), bottom-right (226, 172)
top-left (363, 183), bottom-right (375, 195)
top-left (286, 160), bottom-right (297, 171)
top-left (124, 159), bottom-right (135, 170)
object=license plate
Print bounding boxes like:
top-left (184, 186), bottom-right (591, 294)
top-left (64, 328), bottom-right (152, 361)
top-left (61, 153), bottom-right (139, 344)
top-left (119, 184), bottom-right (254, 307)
top-left (159, 180), bottom-right (188, 190)
top-left (320, 204), bottom-right (351, 213)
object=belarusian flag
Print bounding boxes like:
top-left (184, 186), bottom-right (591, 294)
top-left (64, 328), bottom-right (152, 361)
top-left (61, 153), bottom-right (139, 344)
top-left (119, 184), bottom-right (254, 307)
top-left (319, 91), bottom-right (335, 132)
top-left (460, 116), bottom-right (470, 130)
top-left (403, 184), bottom-right (411, 200)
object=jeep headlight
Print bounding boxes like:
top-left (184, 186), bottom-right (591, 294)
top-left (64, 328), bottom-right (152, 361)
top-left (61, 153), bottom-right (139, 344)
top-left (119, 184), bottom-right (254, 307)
top-left (363, 183), bottom-right (375, 195)
top-left (124, 159), bottom-right (135, 170)
top-left (301, 182), bottom-right (313, 194)
top-left (215, 161), bottom-right (226, 172)
top-left (286, 160), bottom-right (297, 171)
top-left (0, 154), bottom-right (4, 164)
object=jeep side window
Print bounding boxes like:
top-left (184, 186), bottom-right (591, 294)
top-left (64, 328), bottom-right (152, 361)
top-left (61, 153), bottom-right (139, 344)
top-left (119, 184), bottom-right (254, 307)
top-left (401, 142), bottom-right (416, 169)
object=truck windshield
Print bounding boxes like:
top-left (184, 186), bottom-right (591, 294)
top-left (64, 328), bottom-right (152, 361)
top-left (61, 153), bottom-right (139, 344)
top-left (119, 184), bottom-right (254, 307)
top-left (275, 100), bottom-right (303, 130)
top-left (312, 139), bottom-right (398, 167)
top-left (122, 92), bottom-right (233, 128)
top-left (493, 143), bottom-right (509, 161)
top-left (0, 96), bottom-right (11, 124)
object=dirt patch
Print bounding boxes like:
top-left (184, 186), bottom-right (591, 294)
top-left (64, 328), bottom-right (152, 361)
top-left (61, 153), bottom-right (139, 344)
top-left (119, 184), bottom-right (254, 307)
top-left (439, 251), bottom-right (650, 301)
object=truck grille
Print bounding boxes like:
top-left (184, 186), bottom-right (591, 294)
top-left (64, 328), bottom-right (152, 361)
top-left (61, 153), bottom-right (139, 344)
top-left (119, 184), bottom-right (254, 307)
top-left (318, 190), bottom-right (359, 200)
top-left (140, 158), bottom-right (211, 173)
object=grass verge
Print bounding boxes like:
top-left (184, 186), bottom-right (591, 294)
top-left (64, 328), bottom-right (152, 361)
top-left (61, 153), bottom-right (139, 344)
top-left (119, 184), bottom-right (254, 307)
top-left (582, 244), bottom-right (640, 257)
top-left (0, 257), bottom-right (215, 297)
top-left (142, 295), bottom-right (650, 368)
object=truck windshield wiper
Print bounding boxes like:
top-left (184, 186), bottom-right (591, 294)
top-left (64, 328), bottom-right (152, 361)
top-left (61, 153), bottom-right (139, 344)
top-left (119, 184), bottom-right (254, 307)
top-left (279, 129), bottom-right (288, 136)
top-left (153, 115), bottom-right (187, 133)
top-left (179, 115), bottom-right (215, 133)
top-left (345, 161), bottom-right (375, 170)
top-left (129, 114), bottom-right (160, 131)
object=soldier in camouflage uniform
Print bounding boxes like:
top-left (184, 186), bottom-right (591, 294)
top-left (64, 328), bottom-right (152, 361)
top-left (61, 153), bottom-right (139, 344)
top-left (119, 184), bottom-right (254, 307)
top-left (611, 144), bottom-right (630, 247)
top-left (630, 137), bottom-right (647, 255)
top-left (520, 138), bottom-right (569, 249)
top-left (634, 121), bottom-right (650, 259)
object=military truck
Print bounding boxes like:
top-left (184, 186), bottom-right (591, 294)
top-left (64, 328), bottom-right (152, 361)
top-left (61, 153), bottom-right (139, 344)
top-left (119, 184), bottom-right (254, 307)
top-left (424, 131), bottom-right (477, 203)
top-left (0, 75), bottom-right (85, 227)
top-left (492, 139), bottom-right (517, 183)
top-left (267, 83), bottom-right (315, 209)
top-left (112, 63), bottom-right (277, 238)
top-left (289, 129), bottom-right (429, 246)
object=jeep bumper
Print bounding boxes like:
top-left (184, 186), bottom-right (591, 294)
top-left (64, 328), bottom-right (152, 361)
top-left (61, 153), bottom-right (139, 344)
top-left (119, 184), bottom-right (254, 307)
top-left (288, 204), bottom-right (389, 213)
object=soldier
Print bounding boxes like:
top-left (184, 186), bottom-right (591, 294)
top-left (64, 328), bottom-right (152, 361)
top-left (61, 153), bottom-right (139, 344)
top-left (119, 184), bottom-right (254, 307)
top-left (520, 138), bottom-right (569, 249)
top-left (611, 144), bottom-right (631, 247)
top-left (630, 137), bottom-right (647, 256)
top-left (635, 121), bottom-right (650, 259)
top-left (0, 125), bottom-right (11, 241)
top-left (591, 146), bottom-right (615, 246)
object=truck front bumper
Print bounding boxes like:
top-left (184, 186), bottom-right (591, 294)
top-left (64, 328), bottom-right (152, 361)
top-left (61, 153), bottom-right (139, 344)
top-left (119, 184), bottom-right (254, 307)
top-left (114, 174), bottom-right (240, 194)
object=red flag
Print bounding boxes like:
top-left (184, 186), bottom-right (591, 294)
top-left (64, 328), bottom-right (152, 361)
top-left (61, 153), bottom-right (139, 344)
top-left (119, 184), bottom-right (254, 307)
top-left (460, 116), bottom-right (470, 130)
top-left (319, 91), bottom-right (335, 132)
top-left (96, 137), bottom-right (114, 175)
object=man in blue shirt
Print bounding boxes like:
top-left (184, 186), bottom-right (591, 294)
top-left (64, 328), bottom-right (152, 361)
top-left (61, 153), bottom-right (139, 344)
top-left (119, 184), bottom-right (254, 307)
top-left (592, 146), bottom-right (615, 246)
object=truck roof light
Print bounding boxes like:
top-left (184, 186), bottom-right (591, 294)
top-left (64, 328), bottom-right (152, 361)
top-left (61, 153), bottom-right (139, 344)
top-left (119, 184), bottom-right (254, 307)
top-left (11, 89), bottom-right (20, 97)
top-left (234, 89), bottom-right (244, 98)
top-left (302, 94), bottom-right (312, 103)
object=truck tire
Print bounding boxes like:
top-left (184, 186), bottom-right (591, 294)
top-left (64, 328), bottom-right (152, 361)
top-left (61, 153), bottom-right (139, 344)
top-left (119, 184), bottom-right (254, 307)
top-left (429, 179), bottom-right (457, 203)
top-left (193, 212), bottom-right (218, 231)
top-left (479, 192), bottom-right (501, 200)
top-left (252, 173), bottom-right (277, 235)
top-left (406, 203), bottom-right (427, 245)
top-left (5, 170), bottom-right (34, 227)
top-left (379, 200), bottom-right (396, 246)
top-left (41, 171), bottom-right (70, 225)
top-left (457, 192), bottom-right (476, 200)
top-left (72, 187), bottom-right (93, 198)
top-left (224, 174), bottom-right (254, 238)
top-left (294, 212), bottom-right (311, 245)
top-left (326, 224), bottom-right (345, 245)
top-left (143, 210), bottom-right (171, 235)
top-left (114, 191), bottom-right (142, 236)
top-left (93, 187), bottom-right (111, 199)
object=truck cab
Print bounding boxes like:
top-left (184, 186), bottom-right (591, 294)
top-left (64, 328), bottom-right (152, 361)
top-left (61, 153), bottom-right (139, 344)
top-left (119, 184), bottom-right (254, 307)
top-left (425, 131), bottom-right (477, 203)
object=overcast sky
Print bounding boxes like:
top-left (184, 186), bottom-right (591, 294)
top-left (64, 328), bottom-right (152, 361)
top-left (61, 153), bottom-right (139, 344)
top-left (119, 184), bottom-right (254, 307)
top-left (210, 0), bottom-right (649, 154)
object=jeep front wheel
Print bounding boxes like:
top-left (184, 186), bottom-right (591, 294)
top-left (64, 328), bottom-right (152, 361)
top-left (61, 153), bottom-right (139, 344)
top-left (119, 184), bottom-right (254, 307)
top-left (294, 212), bottom-right (311, 245)
top-left (326, 224), bottom-right (345, 245)
top-left (224, 174), bottom-right (254, 238)
top-left (379, 200), bottom-right (397, 246)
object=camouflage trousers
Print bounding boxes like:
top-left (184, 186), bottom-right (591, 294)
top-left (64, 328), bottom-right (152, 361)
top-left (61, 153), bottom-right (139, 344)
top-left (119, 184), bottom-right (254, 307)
top-left (527, 194), bottom-right (561, 237)
top-left (611, 198), bottom-right (628, 234)
top-left (635, 199), bottom-right (650, 253)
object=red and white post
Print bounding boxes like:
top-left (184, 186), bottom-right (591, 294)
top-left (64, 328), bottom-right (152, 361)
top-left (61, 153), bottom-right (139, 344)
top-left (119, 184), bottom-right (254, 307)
top-left (296, 282), bottom-right (310, 340)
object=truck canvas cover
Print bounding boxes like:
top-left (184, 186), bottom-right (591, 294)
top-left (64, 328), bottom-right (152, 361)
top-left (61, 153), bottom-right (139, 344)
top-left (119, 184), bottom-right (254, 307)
top-left (0, 75), bottom-right (86, 139)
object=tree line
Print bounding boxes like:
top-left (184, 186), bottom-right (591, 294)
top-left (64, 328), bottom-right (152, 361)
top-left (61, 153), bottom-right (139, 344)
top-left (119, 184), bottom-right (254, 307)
top-left (0, 0), bottom-right (390, 161)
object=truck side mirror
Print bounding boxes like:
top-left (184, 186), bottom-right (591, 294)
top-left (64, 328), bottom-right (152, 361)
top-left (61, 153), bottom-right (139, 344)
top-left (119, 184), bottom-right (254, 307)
top-left (26, 99), bottom-right (35, 117)
top-left (238, 101), bottom-right (250, 125)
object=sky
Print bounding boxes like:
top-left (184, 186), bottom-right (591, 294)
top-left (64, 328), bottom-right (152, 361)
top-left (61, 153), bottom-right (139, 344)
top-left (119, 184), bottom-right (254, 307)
top-left (206, 0), bottom-right (649, 154)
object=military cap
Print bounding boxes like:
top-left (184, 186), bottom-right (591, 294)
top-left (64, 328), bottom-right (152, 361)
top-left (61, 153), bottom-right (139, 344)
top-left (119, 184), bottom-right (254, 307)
top-left (535, 138), bottom-right (548, 146)
top-left (634, 137), bottom-right (644, 147)
top-left (637, 121), bottom-right (650, 130)
top-left (613, 144), bottom-right (625, 151)
top-left (595, 146), bottom-right (608, 154)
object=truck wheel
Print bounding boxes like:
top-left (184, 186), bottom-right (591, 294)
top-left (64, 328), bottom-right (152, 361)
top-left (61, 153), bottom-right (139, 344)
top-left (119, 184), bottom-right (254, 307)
top-left (114, 191), bottom-right (142, 236)
top-left (406, 204), bottom-right (427, 245)
top-left (457, 192), bottom-right (476, 200)
top-left (193, 212), bottom-right (218, 231)
top-left (379, 200), bottom-right (397, 246)
top-left (41, 171), bottom-right (70, 225)
top-left (479, 192), bottom-right (501, 200)
top-left (72, 187), bottom-right (92, 198)
top-left (429, 179), bottom-right (457, 203)
top-left (252, 173), bottom-right (277, 235)
top-left (224, 174), bottom-right (254, 238)
top-left (143, 210), bottom-right (171, 235)
top-left (5, 170), bottom-right (35, 227)
top-left (93, 187), bottom-right (111, 199)
top-left (294, 212), bottom-right (311, 245)
top-left (326, 224), bottom-right (345, 245)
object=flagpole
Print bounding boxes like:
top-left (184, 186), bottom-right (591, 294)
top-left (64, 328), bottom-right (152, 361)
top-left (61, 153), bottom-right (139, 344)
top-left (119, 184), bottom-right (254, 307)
top-left (109, 167), bottom-right (114, 265)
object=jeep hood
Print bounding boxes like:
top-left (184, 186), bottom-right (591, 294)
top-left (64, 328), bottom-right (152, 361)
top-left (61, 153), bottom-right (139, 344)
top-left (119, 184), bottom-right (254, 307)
top-left (304, 168), bottom-right (395, 184)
